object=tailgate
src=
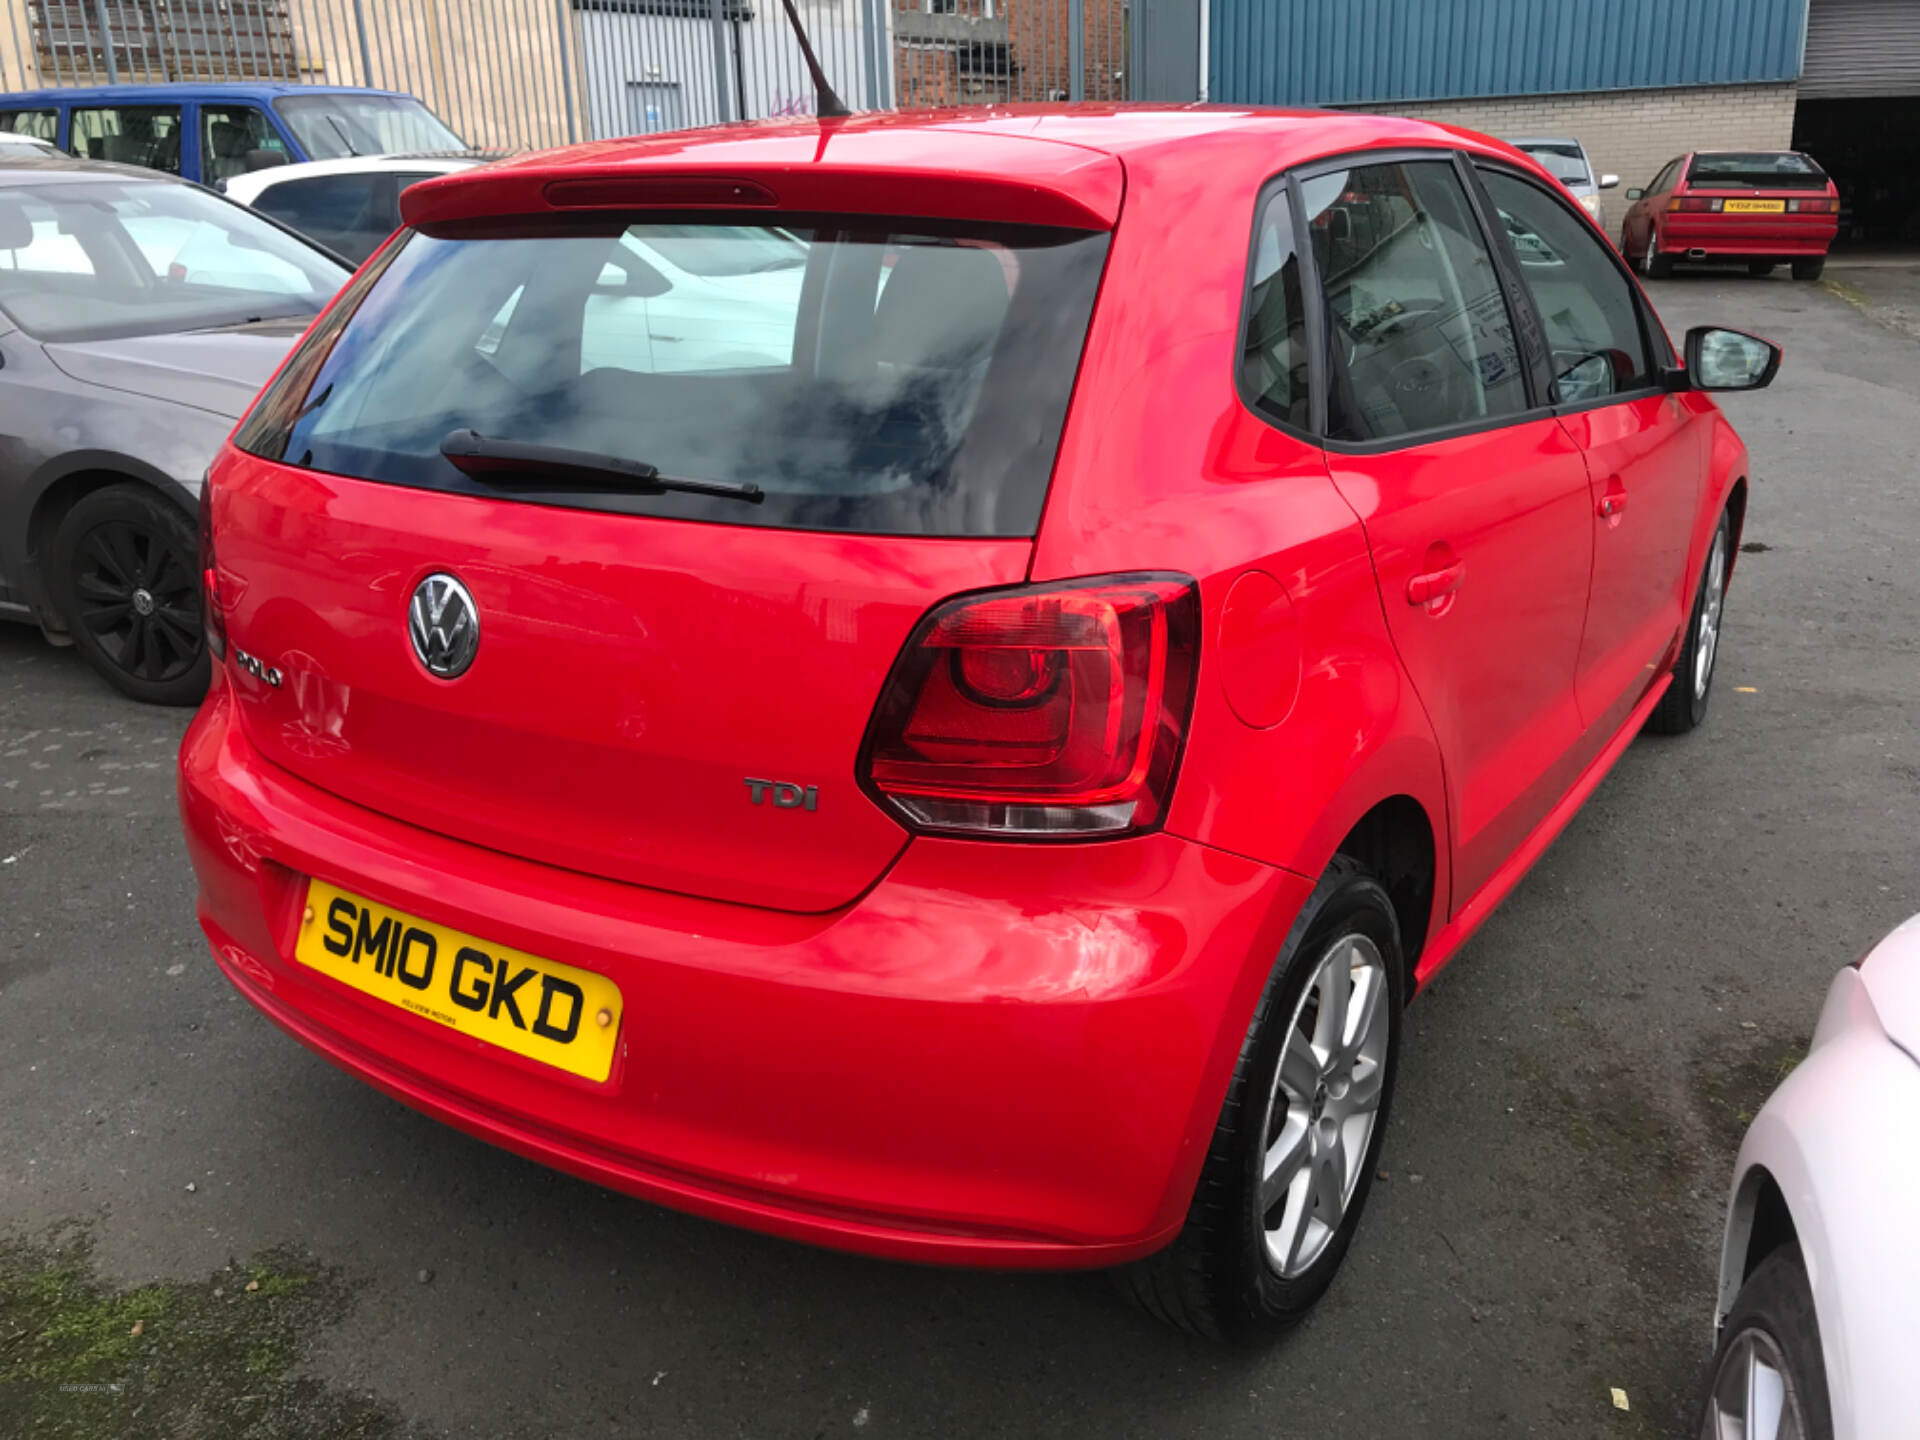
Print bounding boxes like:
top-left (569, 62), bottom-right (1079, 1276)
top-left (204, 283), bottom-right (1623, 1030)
top-left (216, 458), bottom-right (1029, 913)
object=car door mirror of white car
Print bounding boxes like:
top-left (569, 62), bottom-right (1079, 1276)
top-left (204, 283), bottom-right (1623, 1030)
top-left (1676, 326), bottom-right (1783, 392)
top-left (1625, 187), bottom-right (1645, 200)
top-left (595, 257), bottom-right (670, 300)
top-left (1598, 173), bottom-right (1620, 189)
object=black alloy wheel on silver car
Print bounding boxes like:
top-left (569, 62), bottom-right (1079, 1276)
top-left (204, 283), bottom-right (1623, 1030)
top-left (1696, 1245), bottom-right (1834, 1440)
top-left (1648, 510), bottom-right (1731, 735)
top-left (49, 483), bottom-right (210, 707)
top-left (1117, 855), bottom-right (1405, 1337)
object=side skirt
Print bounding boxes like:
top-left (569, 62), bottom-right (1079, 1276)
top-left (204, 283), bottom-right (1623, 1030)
top-left (1412, 671), bottom-right (1672, 993)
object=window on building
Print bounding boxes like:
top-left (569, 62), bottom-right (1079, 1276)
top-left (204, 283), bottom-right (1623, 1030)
top-left (68, 106), bottom-right (184, 175)
top-left (1301, 159), bottom-right (1528, 442)
top-left (1477, 168), bottom-right (1652, 403)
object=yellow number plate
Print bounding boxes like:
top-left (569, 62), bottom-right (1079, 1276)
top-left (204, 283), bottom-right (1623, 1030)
top-left (1722, 199), bottom-right (1786, 213)
top-left (295, 880), bottom-right (623, 1082)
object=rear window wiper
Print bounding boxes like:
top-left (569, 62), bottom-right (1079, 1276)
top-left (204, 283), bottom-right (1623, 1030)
top-left (439, 429), bottom-right (763, 503)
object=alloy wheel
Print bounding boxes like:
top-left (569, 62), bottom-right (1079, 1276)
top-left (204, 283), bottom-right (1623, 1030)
top-left (1695, 525), bottom-right (1728, 699)
top-left (1258, 933), bottom-right (1390, 1278)
top-left (71, 519), bottom-right (202, 684)
top-left (1700, 1327), bottom-right (1808, 1440)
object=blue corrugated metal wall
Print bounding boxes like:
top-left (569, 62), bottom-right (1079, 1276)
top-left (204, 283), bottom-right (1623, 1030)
top-left (1210, 0), bottom-right (1810, 107)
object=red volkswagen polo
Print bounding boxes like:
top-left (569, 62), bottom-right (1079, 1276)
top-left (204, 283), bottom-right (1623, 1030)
top-left (180, 108), bottom-right (1779, 1337)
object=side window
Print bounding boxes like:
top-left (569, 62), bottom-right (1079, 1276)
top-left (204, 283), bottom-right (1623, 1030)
top-left (1649, 160), bottom-right (1680, 194)
top-left (1302, 159), bottom-right (1528, 443)
top-left (252, 174), bottom-right (390, 263)
top-left (1240, 188), bottom-right (1310, 429)
top-left (0, 109), bottom-right (58, 141)
top-left (68, 106), bottom-right (183, 175)
top-left (1477, 169), bottom-right (1652, 404)
top-left (202, 105), bottom-right (289, 186)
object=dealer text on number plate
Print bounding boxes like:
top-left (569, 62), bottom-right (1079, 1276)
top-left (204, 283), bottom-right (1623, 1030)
top-left (295, 880), bottom-right (623, 1082)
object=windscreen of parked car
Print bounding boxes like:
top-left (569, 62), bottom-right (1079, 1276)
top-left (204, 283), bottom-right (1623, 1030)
top-left (233, 217), bottom-right (1111, 537)
top-left (0, 179), bottom-right (348, 342)
top-left (1517, 143), bottom-right (1592, 186)
top-left (1687, 152), bottom-right (1829, 189)
top-left (274, 93), bottom-right (465, 160)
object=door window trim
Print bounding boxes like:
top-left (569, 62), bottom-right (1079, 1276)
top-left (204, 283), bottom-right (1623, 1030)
top-left (1233, 145), bottom-right (1563, 457)
top-left (1468, 157), bottom-right (1677, 415)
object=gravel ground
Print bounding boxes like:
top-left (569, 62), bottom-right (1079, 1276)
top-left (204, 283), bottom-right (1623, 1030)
top-left (2, 267), bottom-right (1916, 1439)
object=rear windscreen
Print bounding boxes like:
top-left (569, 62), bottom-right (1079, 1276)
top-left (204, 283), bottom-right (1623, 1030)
top-left (1687, 153), bottom-right (1828, 189)
top-left (233, 216), bottom-right (1111, 537)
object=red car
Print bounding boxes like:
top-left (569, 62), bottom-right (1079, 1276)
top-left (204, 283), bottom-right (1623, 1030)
top-left (1619, 149), bottom-right (1840, 280)
top-left (180, 109), bottom-right (1780, 1337)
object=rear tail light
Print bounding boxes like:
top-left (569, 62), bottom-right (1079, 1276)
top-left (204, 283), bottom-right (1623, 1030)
top-left (860, 574), bottom-right (1199, 838)
top-left (1789, 197), bottom-right (1840, 214)
top-left (1669, 195), bottom-right (1723, 212)
top-left (197, 475), bottom-right (225, 661)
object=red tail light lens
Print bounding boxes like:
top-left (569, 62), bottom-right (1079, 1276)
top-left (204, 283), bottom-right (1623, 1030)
top-left (860, 574), bottom-right (1199, 838)
top-left (1669, 195), bottom-right (1723, 212)
top-left (1789, 197), bottom-right (1840, 214)
top-left (197, 476), bottom-right (225, 662)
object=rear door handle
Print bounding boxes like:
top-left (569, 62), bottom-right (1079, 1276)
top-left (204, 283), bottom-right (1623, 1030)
top-left (1406, 560), bottom-right (1466, 608)
top-left (1599, 474), bottom-right (1629, 524)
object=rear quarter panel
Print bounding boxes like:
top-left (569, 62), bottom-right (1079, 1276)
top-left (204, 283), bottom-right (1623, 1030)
top-left (1031, 131), bottom-right (1450, 918)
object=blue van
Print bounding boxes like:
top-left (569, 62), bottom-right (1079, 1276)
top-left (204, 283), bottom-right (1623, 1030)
top-left (0, 82), bottom-right (467, 187)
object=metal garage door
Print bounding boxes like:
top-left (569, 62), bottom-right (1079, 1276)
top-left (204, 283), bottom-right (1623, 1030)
top-left (1801, 0), bottom-right (1920, 98)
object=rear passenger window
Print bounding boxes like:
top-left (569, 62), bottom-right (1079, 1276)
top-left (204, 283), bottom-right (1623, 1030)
top-left (1240, 188), bottom-right (1310, 429)
top-left (0, 109), bottom-right (57, 142)
top-left (1302, 160), bottom-right (1527, 443)
top-left (69, 106), bottom-right (183, 175)
top-left (1476, 168), bottom-right (1652, 403)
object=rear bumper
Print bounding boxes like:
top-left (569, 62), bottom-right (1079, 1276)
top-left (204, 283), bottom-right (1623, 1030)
top-left (179, 678), bottom-right (1309, 1267)
top-left (1658, 214), bottom-right (1837, 257)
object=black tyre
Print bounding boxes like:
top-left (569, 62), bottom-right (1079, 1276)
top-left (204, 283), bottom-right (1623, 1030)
top-left (1643, 238), bottom-right (1674, 279)
top-left (48, 483), bottom-right (209, 707)
top-left (1791, 256), bottom-right (1826, 281)
top-left (1748, 261), bottom-right (1777, 277)
top-left (1647, 511), bottom-right (1730, 736)
top-left (1116, 855), bottom-right (1405, 1338)
top-left (1695, 1244), bottom-right (1833, 1440)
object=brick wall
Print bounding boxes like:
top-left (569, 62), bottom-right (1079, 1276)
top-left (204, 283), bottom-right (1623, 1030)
top-left (1341, 82), bottom-right (1799, 235)
top-left (1007, 0), bottom-right (1128, 102)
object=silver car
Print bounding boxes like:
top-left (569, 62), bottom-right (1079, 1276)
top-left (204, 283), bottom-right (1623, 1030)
top-left (1506, 136), bottom-right (1619, 230)
top-left (0, 151), bottom-right (347, 703)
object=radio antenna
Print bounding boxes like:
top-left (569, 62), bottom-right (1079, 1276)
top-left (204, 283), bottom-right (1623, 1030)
top-left (779, 0), bottom-right (851, 118)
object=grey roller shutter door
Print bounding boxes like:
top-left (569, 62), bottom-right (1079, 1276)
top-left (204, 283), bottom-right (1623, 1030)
top-left (1801, 0), bottom-right (1920, 98)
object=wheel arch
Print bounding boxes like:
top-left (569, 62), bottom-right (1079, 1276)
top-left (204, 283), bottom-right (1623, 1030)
top-left (23, 456), bottom-right (196, 633)
top-left (1719, 1163), bottom-right (1797, 1330)
top-left (1331, 794), bottom-right (1438, 993)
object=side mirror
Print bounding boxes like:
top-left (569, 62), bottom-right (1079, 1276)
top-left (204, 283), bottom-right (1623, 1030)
top-left (1680, 326), bottom-right (1782, 392)
top-left (594, 258), bottom-right (670, 299)
top-left (1625, 187), bottom-right (1645, 200)
top-left (244, 148), bottom-right (289, 173)
top-left (1598, 173), bottom-right (1620, 189)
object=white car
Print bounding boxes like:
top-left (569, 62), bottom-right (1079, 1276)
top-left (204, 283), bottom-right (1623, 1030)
top-left (1704, 914), bottom-right (1920, 1439)
top-left (1505, 137), bottom-right (1618, 229)
top-left (229, 155), bottom-right (806, 374)
top-left (0, 131), bottom-right (59, 156)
